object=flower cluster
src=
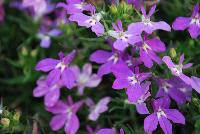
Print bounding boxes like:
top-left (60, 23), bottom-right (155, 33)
top-left (29, 0), bottom-right (200, 134)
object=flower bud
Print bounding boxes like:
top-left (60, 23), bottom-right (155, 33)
top-left (1, 118), bottom-right (10, 127)
top-left (13, 111), bottom-right (21, 121)
top-left (170, 48), bottom-right (176, 59)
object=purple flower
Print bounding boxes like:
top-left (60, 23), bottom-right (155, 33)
top-left (138, 35), bottom-right (166, 68)
top-left (46, 96), bottom-right (84, 134)
top-left (35, 50), bottom-right (76, 89)
top-left (37, 28), bottom-right (61, 48)
top-left (57, 0), bottom-right (91, 14)
top-left (144, 97), bottom-right (185, 134)
top-left (108, 20), bottom-right (142, 51)
top-left (86, 97), bottom-right (111, 121)
top-left (69, 6), bottom-right (105, 36)
top-left (126, 82), bottom-right (151, 114)
top-left (127, 0), bottom-right (143, 10)
top-left (191, 76), bottom-right (200, 94)
top-left (156, 77), bottom-right (192, 105)
top-left (128, 5), bottom-right (171, 34)
top-left (33, 77), bottom-right (63, 107)
top-left (111, 63), bottom-right (151, 90)
top-left (70, 63), bottom-right (102, 95)
top-left (162, 54), bottom-right (193, 85)
top-left (96, 128), bottom-right (124, 134)
top-left (172, 4), bottom-right (200, 38)
top-left (90, 49), bottom-right (124, 77)
top-left (0, 1), bottom-right (4, 22)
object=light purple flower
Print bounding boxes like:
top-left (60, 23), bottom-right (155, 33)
top-left (162, 54), bottom-right (193, 85)
top-left (128, 5), bottom-right (171, 34)
top-left (126, 82), bottom-right (151, 114)
top-left (127, 0), bottom-right (143, 10)
top-left (144, 97), bottom-right (185, 134)
top-left (108, 20), bottom-right (142, 51)
top-left (90, 49), bottom-right (124, 77)
top-left (191, 76), bottom-right (200, 94)
top-left (35, 50), bottom-right (76, 89)
top-left (57, 0), bottom-right (91, 14)
top-left (86, 97), bottom-right (111, 121)
top-left (46, 96), bottom-right (84, 134)
top-left (111, 63), bottom-right (151, 90)
top-left (37, 28), bottom-right (61, 48)
top-left (70, 63), bottom-right (102, 95)
top-left (138, 35), bottom-right (166, 68)
top-left (22, 0), bottom-right (54, 20)
top-left (172, 4), bottom-right (200, 38)
top-left (33, 77), bottom-right (63, 107)
top-left (69, 6), bottom-right (105, 36)
top-left (96, 128), bottom-right (124, 134)
top-left (156, 77), bottom-right (192, 105)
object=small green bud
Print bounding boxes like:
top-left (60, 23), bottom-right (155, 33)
top-left (1, 118), bottom-right (10, 127)
top-left (13, 111), bottom-right (21, 121)
top-left (31, 49), bottom-right (37, 58)
top-left (21, 47), bottom-right (28, 56)
top-left (110, 5), bottom-right (118, 14)
top-left (170, 48), bottom-right (177, 58)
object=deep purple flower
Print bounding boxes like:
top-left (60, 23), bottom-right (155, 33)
top-left (172, 4), bottom-right (200, 38)
top-left (127, 82), bottom-right (151, 114)
top-left (138, 35), bottom-right (166, 68)
top-left (57, 0), bottom-right (91, 14)
top-left (37, 28), bottom-right (61, 48)
top-left (156, 77), bottom-right (192, 105)
top-left (111, 63), bottom-right (151, 90)
top-left (33, 77), bottom-right (63, 107)
top-left (127, 0), bottom-right (143, 10)
top-left (162, 54), bottom-right (193, 85)
top-left (70, 63), bottom-right (102, 95)
top-left (69, 6), bottom-right (105, 36)
top-left (86, 97), bottom-right (111, 121)
top-left (128, 5), bottom-right (171, 34)
top-left (108, 20), bottom-right (142, 51)
top-left (46, 96), bottom-right (84, 134)
top-left (90, 49), bottom-right (124, 77)
top-left (0, 0), bottom-right (4, 22)
top-left (96, 128), bottom-right (124, 134)
top-left (35, 50), bottom-right (76, 89)
top-left (144, 97), bottom-right (185, 134)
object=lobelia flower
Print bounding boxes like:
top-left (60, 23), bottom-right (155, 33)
top-left (172, 4), bottom-right (200, 38)
top-left (156, 77), bottom-right (192, 105)
top-left (144, 97), bottom-right (185, 134)
top-left (111, 63), bottom-right (151, 90)
top-left (0, 0), bottom-right (4, 22)
top-left (128, 5), bottom-right (171, 34)
top-left (90, 49), bottom-right (124, 77)
top-left (22, 0), bottom-right (54, 20)
top-left (35, 50), bottom-right (76, 89)
top-left (137, 34), bottom-right (166, 68)
top-left (33, 77), bottom-right (63, 107)
top-left (126, 81), bottom-right (151, 114)
top-left (57, 0), bottom-right (91, 14)
top-left (70, 63), bottom-right (102, 95)
top-left (127, 0), bottom-right (143, 10)
top-left (162, 54), bottom-right (193, 85)
top-left (191, 76), bottom-right (200, 94)
top-left (69, 5), bottom-right (105, 36)
top-left (86, 97), bottom-right (111, 121)
top-left (37, 28), bottom-right (61, 48)
top-left (46, 96), bottom-right (84, 134)
top-left (96, 128), bottom-right (124, 134)
top-left (108, 20), bottom-right (142, 51)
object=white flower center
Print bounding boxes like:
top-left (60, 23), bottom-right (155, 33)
top-left (157, 108), bottom-right (166, 119)
top-left (142, 43), bottom-right (152, 52)
top-left (86, 13), bottom-right (102, 26)
top-left (128, 75), bottom-right (138, 85)
top-left (162, 82), bottom-right (172, 93)
top-left (142, 15), bottom-right (152, 26)
top-left (171, 64), bottom-right (183, 76)
top-left (74, 2), bottom-right (86, 9)
top-left (190, 15), bottom-right (200, 27)
top-left (55, 62), bottom-right (67, 73)
top-left (137, 98), bottom-right (144, 104)
top-left (108, 53), bottom-right (119, 64)
top-left (78, 73), bottom-right (90, 85)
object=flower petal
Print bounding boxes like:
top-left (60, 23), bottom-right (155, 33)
top-left (50, 114), bottom-right (67, 131)
top-left (35, 58), bottom-right (59, 72)
top-left (164, 109), bottom-right (185, 124)
top-left (144, 113), bottom-right (158, 133)
top-left (90, 50), bottom-right (112, 64)
top-left (44, 89), bottom-right (60, 107)
top-left (172, 17), bottom-right (191, 30)
top-left (62, 68), bottom-right (76, 89)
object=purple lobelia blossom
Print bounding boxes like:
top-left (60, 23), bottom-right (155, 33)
top-left (46, 96), bottom-right (84, 134)
top-left (137, 35), bottom-right (166, 68)
top-left (57, 0), bottom-right (91, 14)
top-left (156, 77), bottom-right (192, 105)
top-left (162, 54), bottom-right (193, 85)
top-left (33, 77), bottom-right (63, 107)
top-left (70, 63), bottom-right (102, 95)
top-left (126, 81), bottom-right (151, 114)
top-left (172, 4), bottom-right (200, 38)
top-left (37, 28), bottom-right (61, 48)
top-left (128, 5), bottom-right (171, 34)
top-left (144, 97), bottom-right (185, 134)
top-left (191, 76), bottom-right (200, 94)
top-left (90, 49), bottom-right (124, 77)
top-left (108, 20), bottom-right (142, 51)
top-left (35, 50), bottom-right (76, 89)
top-left (111, 63), bottom-right (151, 90)
top-left (0, 0), bottom-right (4, 22)
top-left (69, 5), bottom-right (105, 36)
top-left (96, 128), bottom-right (124, 134)
top-left (127, 0), bottom-right (143, 10)
top-left (22, 0), bottom-right (54, 20)
top-left (86, 97), bottom-right (111, 121)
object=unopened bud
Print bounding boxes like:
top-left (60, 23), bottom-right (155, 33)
top-left (1, 118), bottom-right (10, 127)
top-left (170, 48), bottom-right (176, 59)
top-left (13, 111), bottom-right (21, 121)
